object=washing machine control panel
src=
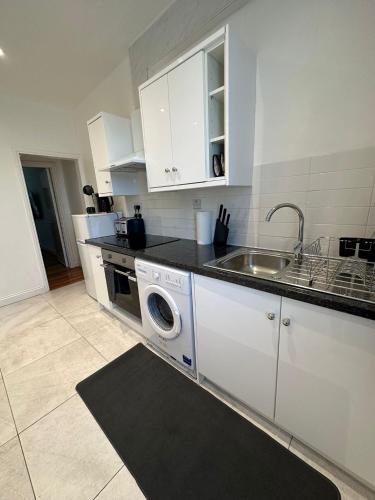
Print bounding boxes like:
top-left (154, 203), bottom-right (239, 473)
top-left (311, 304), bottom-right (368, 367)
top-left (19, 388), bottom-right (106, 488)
top-left (135, 259), bottom-right (191, 294)
top-left (152, 271), bottom-right (161, 282)
top-left (165, 273), bottom-right (183, 288)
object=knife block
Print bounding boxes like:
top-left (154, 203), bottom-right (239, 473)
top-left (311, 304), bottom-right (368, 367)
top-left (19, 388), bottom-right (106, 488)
top-left (213, 219), bottom-right (229, 246)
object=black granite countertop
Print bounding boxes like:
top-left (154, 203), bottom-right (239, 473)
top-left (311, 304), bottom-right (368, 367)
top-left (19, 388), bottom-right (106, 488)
top-left (86, 236), bottom-right (375, 320)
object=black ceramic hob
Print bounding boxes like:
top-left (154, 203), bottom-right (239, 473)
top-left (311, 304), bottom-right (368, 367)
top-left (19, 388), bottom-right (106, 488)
top-left (92, 234), bottom-right (180, 251)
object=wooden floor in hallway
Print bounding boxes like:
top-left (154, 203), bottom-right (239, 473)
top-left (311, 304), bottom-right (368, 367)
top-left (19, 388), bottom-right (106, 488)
top-left (43, 251), bottom-right (84, 290)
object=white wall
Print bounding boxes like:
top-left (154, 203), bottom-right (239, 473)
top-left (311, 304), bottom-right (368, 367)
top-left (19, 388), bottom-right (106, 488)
top-left (0, 94), bottom-right (80, 305)
top-left (124, 0), bottom-right (375, 250)
top-left (61, 159), bottom-right (85, 215)
top-left (231, 0), bottom-right (375, 165)
top-left (74, 56), bottom-right (134, 207)
top-left (72, 0), bottom-right (375, 252)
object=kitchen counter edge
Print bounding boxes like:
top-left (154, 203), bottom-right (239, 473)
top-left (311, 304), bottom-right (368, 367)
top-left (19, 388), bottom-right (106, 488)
top-left (86, 237), bottom-right (375, 321)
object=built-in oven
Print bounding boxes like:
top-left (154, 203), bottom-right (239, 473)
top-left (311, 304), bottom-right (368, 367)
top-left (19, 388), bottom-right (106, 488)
top-left (101, 249), bottom-right (141, 319)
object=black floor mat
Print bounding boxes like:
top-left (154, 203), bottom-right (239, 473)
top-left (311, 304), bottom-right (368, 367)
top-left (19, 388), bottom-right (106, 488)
top-left (76, 344), bottom-right (341, 500)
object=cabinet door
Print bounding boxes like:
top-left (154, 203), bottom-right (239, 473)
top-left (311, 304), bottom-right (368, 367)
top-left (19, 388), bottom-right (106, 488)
top-left (77, 242), bottom-right (96, 299)
top-left (87, 116), bottom-right (113, 195)
top-left (168, 52), bottom-right (206, 185)
top-left (140, 75), bottom-right (173, 188)
top-left (194, 275), bottom-right (281, 419)
top-left (276, 298), bottom-right (375, 488)
top-left (88, 245), bottom-right (110, 308)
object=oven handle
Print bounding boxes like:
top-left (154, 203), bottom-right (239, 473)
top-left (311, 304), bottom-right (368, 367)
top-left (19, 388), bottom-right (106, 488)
top-left (114, 268), bottom-right (137, 283)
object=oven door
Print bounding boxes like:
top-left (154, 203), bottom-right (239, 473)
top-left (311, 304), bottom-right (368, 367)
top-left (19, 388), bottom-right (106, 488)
top-left (104, 263), bottom-right (141, 319)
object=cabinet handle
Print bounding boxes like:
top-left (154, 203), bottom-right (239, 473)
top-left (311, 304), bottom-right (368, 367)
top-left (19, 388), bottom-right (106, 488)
top-left (165, 168), bottom-right (170, 173)
top-left (105, 180), bottom-right (111, 184)
top-left (266, 312), bottom-right (275, 320)
top-left (96, 255), bottom-right (100, 259)
top-left (282, 318), bottom-right (291, 326)
top-left (172, 167), bottom-right (178, 172)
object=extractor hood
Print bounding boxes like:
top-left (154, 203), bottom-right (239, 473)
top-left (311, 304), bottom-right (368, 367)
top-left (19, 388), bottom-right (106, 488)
top-left (101, 109), bottom-right (145, 173)
top-left (105, 151), bottom-right (146, 172)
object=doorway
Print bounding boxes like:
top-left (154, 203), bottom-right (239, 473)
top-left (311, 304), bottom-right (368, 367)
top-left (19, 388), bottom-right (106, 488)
top-left (21, 154), bottom-right (85, 290)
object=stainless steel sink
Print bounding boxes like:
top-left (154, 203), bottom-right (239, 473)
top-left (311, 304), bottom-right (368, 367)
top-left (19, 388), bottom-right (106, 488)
top-left (206, 249), bottom-right (292, 278)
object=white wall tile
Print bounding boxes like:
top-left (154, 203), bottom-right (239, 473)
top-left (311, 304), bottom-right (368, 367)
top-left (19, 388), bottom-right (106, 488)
top-left (126, 148), bottom-right (375, 250)
top-left (310, 148), bottom-right (375, 173)
top-left (306, 207), bottom-right (369, 226)
top-left (306, 188), bottom-right (372, 207)
top-left (309, 168), bottom-right (375, 191)
top-left (253, 174), bottom-right (309, 195)
top-left (254, 158), bottom-right (310, 178)
top-left (257, 192), bottom-right (307, 209)
top-left (367, 207), bottom-right (375, 226)
top-left (305, 224), bottom-right (365, 239)
top-left (257, 221), bottom-right (301, 238)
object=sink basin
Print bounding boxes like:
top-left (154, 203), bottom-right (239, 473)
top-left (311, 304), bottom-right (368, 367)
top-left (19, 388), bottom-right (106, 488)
top-left (206, 249), bottom-right (292, 278)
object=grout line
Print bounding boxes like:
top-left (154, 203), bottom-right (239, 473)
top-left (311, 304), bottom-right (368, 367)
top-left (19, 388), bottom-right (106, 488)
top-left (18, 393), bottom-right (77, 435)
top-left (91, 465), bottom-right (124, 500)
top-left (0, 368), bottom-right (37, 500)
top-left (365, 177), bottom-right (375, 233)
top-left (63, 316), bottom-right (110, 363)
top-left (3, 337), bottom-right (84, 377)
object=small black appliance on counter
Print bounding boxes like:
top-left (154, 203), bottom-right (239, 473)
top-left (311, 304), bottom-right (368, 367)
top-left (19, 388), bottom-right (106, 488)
top-left (96, 194), bottom-right (114, 213)
top-left (115, 205), bottom-right (145, 237)
top-left (82, 185), bottom-right (113, 213)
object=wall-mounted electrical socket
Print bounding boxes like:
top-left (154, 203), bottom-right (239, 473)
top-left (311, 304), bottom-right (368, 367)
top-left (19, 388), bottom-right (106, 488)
top-left (193, 199), bottom-right (202, 209)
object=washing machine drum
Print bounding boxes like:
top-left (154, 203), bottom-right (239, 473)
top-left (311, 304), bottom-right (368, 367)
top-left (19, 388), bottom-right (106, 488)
top-left (144, 285), bottom-right (181, 339)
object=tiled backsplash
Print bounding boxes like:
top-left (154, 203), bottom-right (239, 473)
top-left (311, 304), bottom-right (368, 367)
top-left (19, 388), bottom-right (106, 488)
top-left (126, 147), bottom-right (375, 252)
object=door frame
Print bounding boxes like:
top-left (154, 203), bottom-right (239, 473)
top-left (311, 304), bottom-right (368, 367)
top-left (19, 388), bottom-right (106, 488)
top-left (15, 148), bottom-right (87, 291)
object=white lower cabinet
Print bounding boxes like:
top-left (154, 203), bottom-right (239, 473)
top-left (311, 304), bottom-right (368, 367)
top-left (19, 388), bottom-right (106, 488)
top-left (194, 275), bottom-right (281, 419)
top-left (87, 245), bottom-right (110, 308)
top-left (77, 242), bottom-right (96, 299)
top-left (275, 298), bottom-right (375, 488)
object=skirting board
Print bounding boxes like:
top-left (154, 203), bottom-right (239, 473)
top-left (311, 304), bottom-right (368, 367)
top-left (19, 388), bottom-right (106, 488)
top-left (0, 285), bottom-right (49, 308)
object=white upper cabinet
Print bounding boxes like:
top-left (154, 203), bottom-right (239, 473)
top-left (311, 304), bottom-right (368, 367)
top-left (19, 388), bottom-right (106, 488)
top-left (139, 25), bottom-right (256, 192)
top-left (87, 112), bottom-right (146, 196)
top-left (139, 75), bottom-right (173, 188)
top-left (168, 51), bottom-right (206, 185)
top-left (275, 298), bottom-right (375, 489)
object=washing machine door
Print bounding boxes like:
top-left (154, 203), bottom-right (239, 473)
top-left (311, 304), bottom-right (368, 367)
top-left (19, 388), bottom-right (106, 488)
top-left (143, 285), bottom-right (181, 339)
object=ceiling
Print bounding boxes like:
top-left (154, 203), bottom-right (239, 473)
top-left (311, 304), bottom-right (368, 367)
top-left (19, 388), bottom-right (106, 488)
top-left (0, 0), bottom-right (174, 108)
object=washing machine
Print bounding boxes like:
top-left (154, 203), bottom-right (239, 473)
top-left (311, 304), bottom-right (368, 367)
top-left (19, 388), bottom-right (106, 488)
top-left (135, 259), bottom-right (196, 374)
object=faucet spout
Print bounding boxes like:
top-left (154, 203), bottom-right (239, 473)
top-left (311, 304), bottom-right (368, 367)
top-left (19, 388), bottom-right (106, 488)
top-left (265, 203), bottom-right (304, 261)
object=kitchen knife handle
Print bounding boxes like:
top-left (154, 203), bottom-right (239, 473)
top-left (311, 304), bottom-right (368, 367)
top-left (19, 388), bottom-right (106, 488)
top-left (218, 204), bottom-right (223, 220)
top-left (226, 213), bottom-right (230, 226)
top-left (222, 208), bottom-right (227, 224)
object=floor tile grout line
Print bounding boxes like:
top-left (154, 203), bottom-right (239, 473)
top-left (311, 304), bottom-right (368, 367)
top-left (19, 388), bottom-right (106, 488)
top-left (0, 433), bottom-right (19, 450)
top-left (0, 368), bottom-right (37, 500)
top-left (91, 465), bottom-right (124, 500)
top-left (63, 316), bottom-right (110, 363)
top-left (19, 393), bottom-right (78, 435)
top-left (2, 336), bottom-right (85, 378)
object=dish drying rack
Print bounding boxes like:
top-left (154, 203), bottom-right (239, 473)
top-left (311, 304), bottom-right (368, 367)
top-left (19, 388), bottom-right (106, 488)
top-left (282, 237), bottom-right (375, 303)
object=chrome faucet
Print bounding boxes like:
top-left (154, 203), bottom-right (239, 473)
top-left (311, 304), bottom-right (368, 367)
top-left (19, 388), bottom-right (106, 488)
top-left (265, 203), bottom-right (305, 262)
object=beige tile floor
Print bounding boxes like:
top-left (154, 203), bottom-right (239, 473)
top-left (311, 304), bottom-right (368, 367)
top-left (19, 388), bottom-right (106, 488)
top-left (0, 281), bottom-right (373, 499)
